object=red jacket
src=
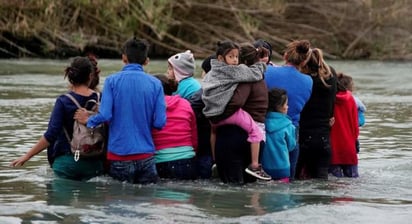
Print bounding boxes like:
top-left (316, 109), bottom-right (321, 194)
top-left (330, 90), bottom-right (359, 165)
top-left (152, 95), bottom-right (198, 151)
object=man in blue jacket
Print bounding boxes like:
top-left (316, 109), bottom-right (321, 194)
top-left (76, 37), bottom-right (166, 184)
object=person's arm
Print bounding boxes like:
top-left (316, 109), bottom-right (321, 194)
top-left (10, 136), bottom-right (49, 167)
top-left (212, 83), bottom-right (251, 122)
top-left (88, 78), bottom-right (113, 127)
top-left (152, 84), bottom-right (167, 130)
top-left (286, 125), bottom-right (297, 152)
top-left (11, 95), bottom-right (66, 167)
top-left (189, 106), bottom-right (198, 152)
top-left (226, 63), bottom-right (265, 82)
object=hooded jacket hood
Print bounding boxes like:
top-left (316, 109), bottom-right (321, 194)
top-left (265, 112), bottom-right (293, 133)
top-left (335, 90), bottom-right (353, 105)
top-left (165, 95), bottom-right (182, 111)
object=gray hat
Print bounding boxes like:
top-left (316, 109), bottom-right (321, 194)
top-left (168, 50), bottom-right (195, 81)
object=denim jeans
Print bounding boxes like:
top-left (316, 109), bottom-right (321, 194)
top-left (109, 156), bottom-right (159, 184)
top-left (329, 165), bottom-right (359, 178)
top-left (195, 155), bottom-right (213, 179)
top-left (156, 158), bottom-right (197, 180)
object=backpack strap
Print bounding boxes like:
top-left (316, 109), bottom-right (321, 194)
top-left (65, 92), bottom-right (99, 112)
top-left (65, 93), bottom-right (82, 109)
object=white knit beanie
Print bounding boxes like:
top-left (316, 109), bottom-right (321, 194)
top-left (168, 50), bottom-right (195, 82)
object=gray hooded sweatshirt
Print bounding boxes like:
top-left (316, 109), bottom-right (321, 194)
top-left (202, 59), bottom-right (266, 117)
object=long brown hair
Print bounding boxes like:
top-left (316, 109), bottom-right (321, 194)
top-left (300, 48), bottom-right (332, 87)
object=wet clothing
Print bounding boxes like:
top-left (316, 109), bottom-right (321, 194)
top-left (86, 63), bottom-right (167, 184)
top-left (330, 90), bottom-right (359, 166)
top-left (45, 91), bottom-right (101, 165)
top-left (87, 64), bottom-right (167, 156)
top-left (45, 91), bottom-right (104, 180)
top-left (297, 72), bottom-right (337, 179)
top-left (262, 112), bottom-right (296, 180)
top-left (152, 95), bottom-right (197, 179)
top-left (213, 80), bottom-right (268, 184)
top-left (215, 125), bottom-right (261, 184)
top-left (264, 64), bottom-right (312, 180)
top-left (188, 89), bottom-right (213, 179)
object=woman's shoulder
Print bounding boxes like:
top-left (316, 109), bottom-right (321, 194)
top-left (60, 91), bottom-right (99, 109)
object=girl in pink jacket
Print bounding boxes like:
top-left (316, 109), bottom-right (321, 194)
top-left (152, 74), bottom-right (198, 180)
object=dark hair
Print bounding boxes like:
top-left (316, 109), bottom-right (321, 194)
top-left (122, 37), bottom-right (150, 64)
top-left (87, 54), bottom-right (100, 90)
top-left (239, 42), bottom-right (269, 66)
top-left (253, 39), bottom-right (272, 62)
top-left (201, 54), bottom-right (216, 73)
top-left (216, 40), bottom-right (240, 58)
top-left (64, 56), bottom-right (92, 86)
top-left (299, 48), bottom-right (332, 87)
top-left (284, 40), bottom-right (312, 67)
top-left (268, 88), bottom-right (288, 112)
top-left (154, 74), bottom-right (176, 96)
top-left (336, 72), bottom-right (353, 92)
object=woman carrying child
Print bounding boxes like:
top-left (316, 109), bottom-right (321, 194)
top-left (202, 40), bottom-right (271, 181)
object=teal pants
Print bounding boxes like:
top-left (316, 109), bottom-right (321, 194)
top-left (52, 154), bottom-right (104, 181)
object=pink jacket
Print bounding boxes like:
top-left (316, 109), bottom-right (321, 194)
top-left (152, 95), bottom-right (198, 151)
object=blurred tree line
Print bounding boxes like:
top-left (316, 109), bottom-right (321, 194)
top-left (0, 0), bottom-right (411, 60)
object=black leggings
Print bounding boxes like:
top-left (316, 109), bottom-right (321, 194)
top-left (215, 125), bottom-right (259, 184)
top-left (296, 132), bottom-right (331, 179)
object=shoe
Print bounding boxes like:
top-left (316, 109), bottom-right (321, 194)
top-left (211, 163), bottom-right (219, 178)
top-left (245, 165), bottom-right (272, 181)
top-left (278, 177), bottom-right (290, 183)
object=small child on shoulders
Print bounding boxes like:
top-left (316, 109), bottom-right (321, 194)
top-left (261, 88), bottom-right (296, 183)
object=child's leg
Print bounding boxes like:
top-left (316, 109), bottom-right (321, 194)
top-left (250, 142), bottom-right (260, 168)
top-left (215, 109), bottom-right (263, 168)
top-left (215, 109), bottom-right (263, 143)
top-left (210, 125), bottom-right (217, 162)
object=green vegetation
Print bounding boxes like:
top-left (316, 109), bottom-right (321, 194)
top-left (0, 0), bottom-right (411, 60)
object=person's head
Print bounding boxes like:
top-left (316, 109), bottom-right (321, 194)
top-left (216, 40), bottom-right (240, 65)
top-left (167, 50), bottom-right (196, 82)
top-left (239, 42), bottom-right (269, 66)
top-left (87, 54), bottom-right (101, 91)
top-left (201, 54), bottom-right (216, 78)
top-left (253, 39), bottom-right (272, 64)
top-left (121, 37), bottom-right (150, 65)
top-left (283, 39), bottom-right (312, 68)
top-left (154, 74), bottom-right (176, 96)
top-left (268, 88), bottom-right (288, 114)
top-left (336, 72), bottom-right (353, 92)
top-left (64, 56), bottom-right (93, 87)
top-left (300, 48), bottom-right (332, 86)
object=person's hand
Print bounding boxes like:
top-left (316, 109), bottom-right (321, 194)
top-left (329, 117), bottom-right (335, 127)
top-left (74, 108), bottom-right (89, 125)
top-left (10, 154), bottom-right (30, 167)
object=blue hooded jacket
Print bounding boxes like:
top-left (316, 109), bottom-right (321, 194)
top-left (261, 112), bottom-right (296, 179)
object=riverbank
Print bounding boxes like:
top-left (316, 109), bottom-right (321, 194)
top-left (1, 1), bottom-right (411, 60)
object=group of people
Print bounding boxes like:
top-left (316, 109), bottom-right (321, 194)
top-left (10, 36), bottom-right (366, 184)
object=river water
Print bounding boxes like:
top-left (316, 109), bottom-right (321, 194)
top-left (0, 59), bottom-right (411, 224)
